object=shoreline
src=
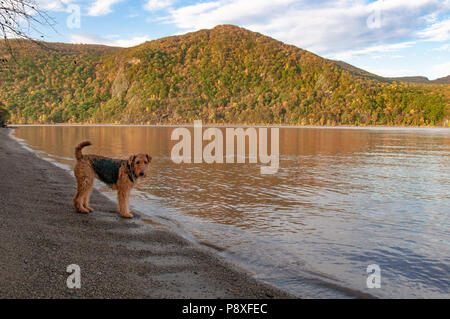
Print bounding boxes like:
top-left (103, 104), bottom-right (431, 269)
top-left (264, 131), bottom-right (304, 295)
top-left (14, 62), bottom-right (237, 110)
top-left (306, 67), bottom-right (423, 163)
top-left (0, 127), bottom-right (294, 298)
top-left (8, 123), bottom-right (450, 129)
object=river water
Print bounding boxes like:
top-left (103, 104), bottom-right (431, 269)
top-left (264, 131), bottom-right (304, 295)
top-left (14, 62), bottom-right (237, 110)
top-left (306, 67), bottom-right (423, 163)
top-left (13, 125), bottom-right (450, 298)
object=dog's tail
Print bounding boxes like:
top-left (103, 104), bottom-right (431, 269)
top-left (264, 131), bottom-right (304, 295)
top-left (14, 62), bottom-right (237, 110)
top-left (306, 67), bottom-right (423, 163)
top-left (75, 141), bottom-right (92, 160)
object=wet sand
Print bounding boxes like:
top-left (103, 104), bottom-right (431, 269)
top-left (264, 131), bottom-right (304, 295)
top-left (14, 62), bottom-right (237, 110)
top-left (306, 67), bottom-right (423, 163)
top-left (0, 127), bottom-right (293, 298)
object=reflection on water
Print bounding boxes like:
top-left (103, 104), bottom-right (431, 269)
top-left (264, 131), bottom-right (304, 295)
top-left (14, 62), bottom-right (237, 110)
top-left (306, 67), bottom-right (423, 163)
top-left (14, 126), bottom-right (450, 298)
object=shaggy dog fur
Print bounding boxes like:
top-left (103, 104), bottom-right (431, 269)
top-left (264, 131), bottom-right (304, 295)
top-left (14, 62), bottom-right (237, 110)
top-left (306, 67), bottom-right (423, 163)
top-left (73, 141), bottom-right (151, 218)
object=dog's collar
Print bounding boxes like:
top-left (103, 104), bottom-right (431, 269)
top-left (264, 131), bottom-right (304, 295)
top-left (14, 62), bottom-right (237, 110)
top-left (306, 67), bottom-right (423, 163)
top-left (126, 162), bottom-right (137, 183)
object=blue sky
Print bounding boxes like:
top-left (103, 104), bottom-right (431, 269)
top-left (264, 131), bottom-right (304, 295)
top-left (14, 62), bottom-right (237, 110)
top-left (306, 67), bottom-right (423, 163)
top-left (32, 0), bottom-right (450, 79)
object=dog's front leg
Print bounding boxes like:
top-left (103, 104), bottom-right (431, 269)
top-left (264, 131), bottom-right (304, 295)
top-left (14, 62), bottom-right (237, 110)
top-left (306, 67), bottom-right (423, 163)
top-left (117, 187), bottom-right (133, 218)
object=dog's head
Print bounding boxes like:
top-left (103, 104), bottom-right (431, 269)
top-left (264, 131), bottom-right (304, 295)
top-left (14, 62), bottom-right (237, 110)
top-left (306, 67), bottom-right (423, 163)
top-left (128, 153), bottom-right (151, 179)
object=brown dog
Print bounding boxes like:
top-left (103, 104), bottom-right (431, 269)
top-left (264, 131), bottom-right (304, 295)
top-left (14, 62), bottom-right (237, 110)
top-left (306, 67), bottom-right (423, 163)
top-left (73, 141), bottom-right (151, 218)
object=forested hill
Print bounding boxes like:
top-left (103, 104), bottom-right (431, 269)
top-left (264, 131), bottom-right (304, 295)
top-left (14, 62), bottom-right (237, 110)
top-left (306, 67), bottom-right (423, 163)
top-left (1, 25), bottom-right (449, 126)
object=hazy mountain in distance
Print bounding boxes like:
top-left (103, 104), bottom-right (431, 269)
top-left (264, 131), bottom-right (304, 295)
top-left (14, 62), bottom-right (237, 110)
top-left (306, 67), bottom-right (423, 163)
top-left (432, 75), bottom-right (450, 84)
top-left (333, 61), bottom-right (450, 85)
top-left (387, 75), bottom-right (450, 84)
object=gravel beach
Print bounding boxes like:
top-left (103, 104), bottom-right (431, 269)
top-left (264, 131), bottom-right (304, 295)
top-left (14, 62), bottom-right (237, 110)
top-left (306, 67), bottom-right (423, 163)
top-left (0, 127), bottom-right (293, 298)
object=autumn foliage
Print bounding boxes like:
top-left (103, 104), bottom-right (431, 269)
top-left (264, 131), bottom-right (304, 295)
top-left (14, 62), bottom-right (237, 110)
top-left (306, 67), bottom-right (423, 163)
top-left (1, 25), bottom-right (449, 126)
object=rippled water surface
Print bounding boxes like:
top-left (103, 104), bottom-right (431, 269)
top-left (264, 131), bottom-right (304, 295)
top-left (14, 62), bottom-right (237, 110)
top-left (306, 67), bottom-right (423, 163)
top-left (14, 126), bottom-right (450, 298)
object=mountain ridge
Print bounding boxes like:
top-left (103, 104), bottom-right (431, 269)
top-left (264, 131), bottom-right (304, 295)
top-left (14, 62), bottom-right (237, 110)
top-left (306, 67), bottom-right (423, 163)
top-left (387, 75), bottom-right (450, 84)
top-left (1, 25), bottom-right (449, 126)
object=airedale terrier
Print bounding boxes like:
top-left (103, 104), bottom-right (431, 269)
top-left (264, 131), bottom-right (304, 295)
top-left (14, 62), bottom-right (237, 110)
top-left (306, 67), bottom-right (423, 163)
top-left (73, 141), bottom-right (151, 218)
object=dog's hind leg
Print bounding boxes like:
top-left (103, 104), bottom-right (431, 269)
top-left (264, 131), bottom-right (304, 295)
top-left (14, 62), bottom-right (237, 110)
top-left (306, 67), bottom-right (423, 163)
top-left (82, 176), bottom-right (94, 212)
top-left (73, 164), bottom-right (93, 214)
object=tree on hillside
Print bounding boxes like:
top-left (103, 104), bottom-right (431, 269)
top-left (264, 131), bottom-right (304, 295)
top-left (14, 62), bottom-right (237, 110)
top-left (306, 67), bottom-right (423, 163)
top-left (0, 102), bottom-right (9, 126)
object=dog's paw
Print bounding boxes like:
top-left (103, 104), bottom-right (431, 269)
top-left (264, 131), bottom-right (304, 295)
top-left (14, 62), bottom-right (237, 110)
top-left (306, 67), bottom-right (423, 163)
top-left (120, 212), bottom-right (134, 218)
top-left (86, 206), bottom-right (94, 212)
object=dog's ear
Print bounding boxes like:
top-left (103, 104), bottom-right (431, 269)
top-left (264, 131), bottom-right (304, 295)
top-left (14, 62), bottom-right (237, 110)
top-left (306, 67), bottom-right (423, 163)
top-left (146, 154), bottom-right (152, 163)
top-left (128, 155), bottom-right (136, 165)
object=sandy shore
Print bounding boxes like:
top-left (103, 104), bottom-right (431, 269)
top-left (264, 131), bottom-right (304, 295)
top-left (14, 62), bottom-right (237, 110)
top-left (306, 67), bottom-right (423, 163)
top-left (0, 127), bottom-right (293, 298)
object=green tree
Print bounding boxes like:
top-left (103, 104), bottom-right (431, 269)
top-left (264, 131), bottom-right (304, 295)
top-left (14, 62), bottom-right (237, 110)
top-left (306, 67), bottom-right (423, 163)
top-left (0, 106), bottom-right (10, 126)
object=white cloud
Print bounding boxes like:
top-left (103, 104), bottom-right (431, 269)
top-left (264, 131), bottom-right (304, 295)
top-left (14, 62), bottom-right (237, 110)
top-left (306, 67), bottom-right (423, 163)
top-left (88, 0), bottom-right (124, 16)
top-left (166, 0), bottom-right (449, 59)
top-left (144, 0), bottom-right (174, 11)
top-left (418, 18), bottom-right (450, 41)
top-left (70, 33), bottom-right (151, 47)
top-left (35, 0), bottom-right (77, 12)
top-left (429, 61), bottom-right (450, 79)
top-left (331, 42), bottom-right (416, 60)
top-left (433, 43), bottom-right (450, 51)
top-left (168, 0), bottom-right (295, 30)
top-left (364, 68), bottom-right (421, 78)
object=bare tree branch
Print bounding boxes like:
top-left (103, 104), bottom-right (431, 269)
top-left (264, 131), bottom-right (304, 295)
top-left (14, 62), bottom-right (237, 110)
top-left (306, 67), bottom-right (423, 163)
top-left (0, 0), bottom-right (57, 58)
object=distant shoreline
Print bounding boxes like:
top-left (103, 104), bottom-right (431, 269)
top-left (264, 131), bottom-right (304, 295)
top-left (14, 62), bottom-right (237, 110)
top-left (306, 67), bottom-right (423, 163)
top-left (8, 123), bottom-right (450, 130)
